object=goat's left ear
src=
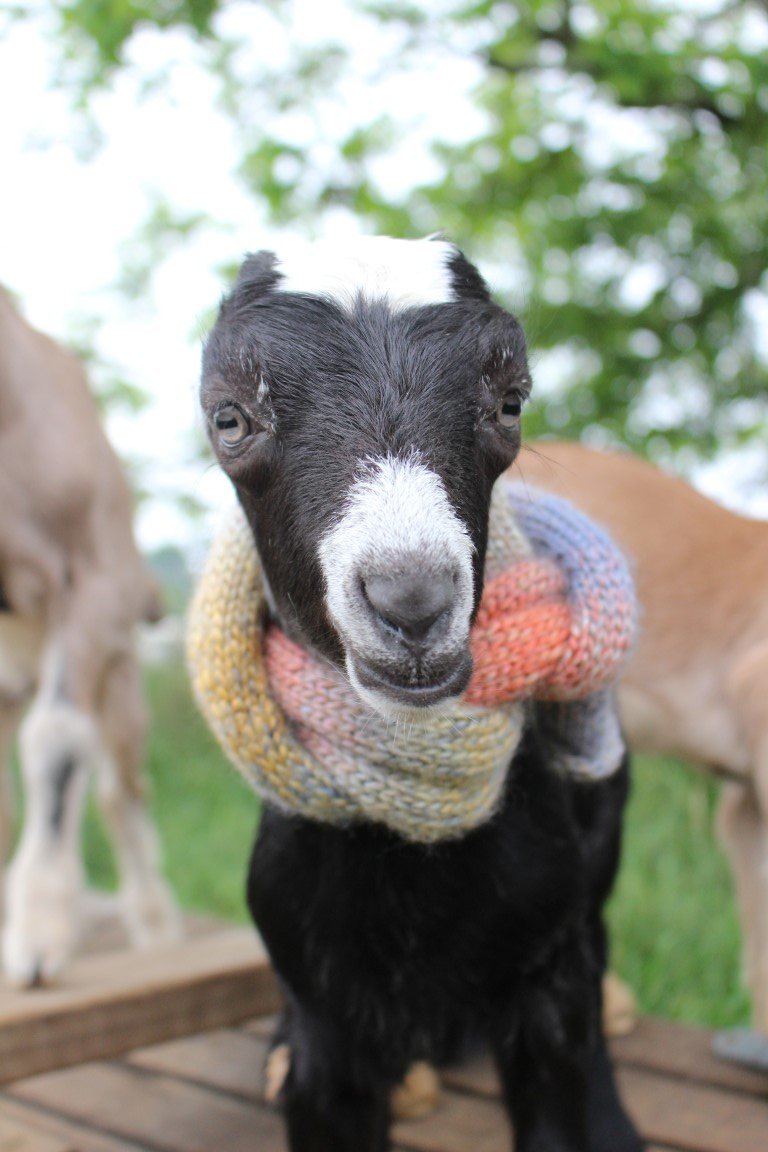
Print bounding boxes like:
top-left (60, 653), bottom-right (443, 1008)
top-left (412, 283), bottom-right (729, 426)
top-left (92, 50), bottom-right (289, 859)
top-left (232, 250), bottom-right (281, 301)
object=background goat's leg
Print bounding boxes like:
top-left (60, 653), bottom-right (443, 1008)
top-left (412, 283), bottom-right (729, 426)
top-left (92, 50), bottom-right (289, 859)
top-left (2, 600), bottom-right (104, 985)
top-left (0, 699), bottom-right (22, 874)
top-left (716, 782), bottom-right (764, 1023)
top-left (95, 653), bottom-right (180, 948)
top-left (718, 644), bottom-right (768, 1032)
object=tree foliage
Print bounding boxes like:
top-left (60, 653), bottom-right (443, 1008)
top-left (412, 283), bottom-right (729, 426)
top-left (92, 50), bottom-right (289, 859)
top-left (40, 0), bottom-right (768, 464)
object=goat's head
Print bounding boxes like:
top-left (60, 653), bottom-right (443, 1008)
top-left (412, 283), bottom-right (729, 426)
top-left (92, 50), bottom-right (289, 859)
top-left (202, 237), bottom-right (531, 717)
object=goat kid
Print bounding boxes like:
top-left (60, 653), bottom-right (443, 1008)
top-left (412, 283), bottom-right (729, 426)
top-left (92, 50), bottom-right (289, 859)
top-left (201, 237), bottom-right (643, 1152)
top-left (520, 441), bottom-right (768, 1034)
top-left (0, 287), bottom-right (179, 985)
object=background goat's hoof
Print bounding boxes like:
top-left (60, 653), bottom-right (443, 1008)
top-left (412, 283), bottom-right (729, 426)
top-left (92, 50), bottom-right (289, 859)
top-left (123, 880), bottom-right (183, 950)
top-left (2, 859), bottom-right (81, 986)
top-left (391, 1061), bottom-right (441, 1121)
top-left (603, 971), bottom-right (638, 1037)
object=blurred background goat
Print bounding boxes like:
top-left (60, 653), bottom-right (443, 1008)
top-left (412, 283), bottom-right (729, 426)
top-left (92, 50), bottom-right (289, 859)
top-left (0, 288), bottom-right (179, 986)
top-left (522, 443), bottom-right (768, 1032)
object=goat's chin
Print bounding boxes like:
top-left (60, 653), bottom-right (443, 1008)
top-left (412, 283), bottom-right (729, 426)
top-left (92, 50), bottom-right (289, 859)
top-left (344, 650), bottom-right (472, 720)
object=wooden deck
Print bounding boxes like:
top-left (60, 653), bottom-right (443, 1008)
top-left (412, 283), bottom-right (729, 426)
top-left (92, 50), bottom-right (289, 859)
top-left (0, 923), bottom-right (766, 1152)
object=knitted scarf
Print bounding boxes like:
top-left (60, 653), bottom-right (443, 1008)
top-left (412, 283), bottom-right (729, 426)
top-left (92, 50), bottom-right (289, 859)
top-left (187, 480), bottom-right (636, 843)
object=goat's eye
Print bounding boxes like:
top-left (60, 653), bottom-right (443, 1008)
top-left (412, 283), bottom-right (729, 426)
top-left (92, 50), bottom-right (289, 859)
top-left (213, 404), bottom-right (251, 447)
top-left (495, 393), bottom-right (524, 428)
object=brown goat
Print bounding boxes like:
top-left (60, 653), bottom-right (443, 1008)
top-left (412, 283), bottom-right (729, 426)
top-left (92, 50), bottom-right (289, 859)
top-left (0, 287), bottom-right (179, 985)
top-left (519, 441), bottom-right (768, 1031)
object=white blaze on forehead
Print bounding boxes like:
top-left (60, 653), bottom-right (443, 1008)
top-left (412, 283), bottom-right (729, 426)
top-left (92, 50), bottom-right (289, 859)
top-left (273, 236), bottom-right (457, 312)
top-left (318, 456), bottom-right (475, 666)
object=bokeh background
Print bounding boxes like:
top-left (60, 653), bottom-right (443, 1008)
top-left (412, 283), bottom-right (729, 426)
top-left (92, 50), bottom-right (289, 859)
top-left (2, 0), bottom-right (767, 1027)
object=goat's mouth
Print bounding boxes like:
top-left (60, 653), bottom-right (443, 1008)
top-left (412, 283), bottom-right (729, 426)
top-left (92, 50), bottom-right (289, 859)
top-left (346, 649), bottom-right (473, 714)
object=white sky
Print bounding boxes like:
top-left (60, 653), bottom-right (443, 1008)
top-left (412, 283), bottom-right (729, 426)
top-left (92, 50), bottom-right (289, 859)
top-left (1, 1), bottom-right (765, 557)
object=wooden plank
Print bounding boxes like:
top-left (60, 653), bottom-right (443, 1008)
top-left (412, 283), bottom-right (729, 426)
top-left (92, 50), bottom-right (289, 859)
top-left (9, 1063), bottom-right (286, 1152)
top-left (129, 1030), bottom-right (268, 1101)
top-left (0, 1109), bottom-right (74, 1152)
top-left (0, 929), bottom-right (280, 1086)
top-left (0, 1097), bottom-right (149, 1152)
top-left (242, 1016), bottom-right (276, 1039)
top-left (611, 1017), bottom-right (768, 1098)
top-left (618, 1066), bottom-right (768, 1152)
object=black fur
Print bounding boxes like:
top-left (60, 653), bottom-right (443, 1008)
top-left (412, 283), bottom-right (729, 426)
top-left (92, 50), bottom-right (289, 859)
top-left (248, 734), bottom-right (642, 1151)
top-left (0, 583), bottom-right (9, 613)
top-left (202, 242), bottom-right (643, 1151)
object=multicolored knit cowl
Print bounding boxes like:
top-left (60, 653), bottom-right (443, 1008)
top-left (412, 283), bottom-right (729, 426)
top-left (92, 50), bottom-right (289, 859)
top-left (187, 480), bottom-right (637, 844)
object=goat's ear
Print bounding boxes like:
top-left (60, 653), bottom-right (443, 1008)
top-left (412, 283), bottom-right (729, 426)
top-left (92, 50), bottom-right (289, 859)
top-left (447, 249), bottom-right (491, 303)
top-left (233, 250), bottom-right (281, 299)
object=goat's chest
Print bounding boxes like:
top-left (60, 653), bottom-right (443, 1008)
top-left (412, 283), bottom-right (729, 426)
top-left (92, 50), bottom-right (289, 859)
top-left (247, 747), bottom-right (585, 1063)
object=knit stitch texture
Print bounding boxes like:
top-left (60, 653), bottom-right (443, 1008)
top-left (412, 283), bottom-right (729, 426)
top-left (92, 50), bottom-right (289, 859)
top-left (187, 480), bottom-right (636, 842)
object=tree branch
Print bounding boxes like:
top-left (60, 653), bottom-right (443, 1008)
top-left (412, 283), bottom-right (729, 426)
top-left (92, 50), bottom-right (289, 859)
top-left (486, 50), bottom-right (739, 129)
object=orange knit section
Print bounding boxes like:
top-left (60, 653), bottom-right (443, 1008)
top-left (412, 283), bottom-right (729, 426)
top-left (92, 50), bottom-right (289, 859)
top-left (466, 559), bottom-right (571, 707)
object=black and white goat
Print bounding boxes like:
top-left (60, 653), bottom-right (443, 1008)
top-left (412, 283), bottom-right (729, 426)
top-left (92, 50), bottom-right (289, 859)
top-left (201, 237), bottom-right (643, 1152)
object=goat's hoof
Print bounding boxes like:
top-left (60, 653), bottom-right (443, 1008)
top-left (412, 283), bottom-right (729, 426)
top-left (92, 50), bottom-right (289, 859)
top-left (391, 1061), bottom-right (441, 1121)
top-left (264, 1043), bottom-right (291, 1103)
top-left (603, 971), bottom-right (638, 1037)
top-left (2, 861), bottom-right (81, 987)
top-left (123, 880), bottom-right (183, 949)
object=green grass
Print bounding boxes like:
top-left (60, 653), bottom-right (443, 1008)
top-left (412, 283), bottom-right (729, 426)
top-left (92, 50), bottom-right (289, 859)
top-left (608, 757), bottom-right (748, 1028)
top-left (81, 662), bottom-right (748, 1029)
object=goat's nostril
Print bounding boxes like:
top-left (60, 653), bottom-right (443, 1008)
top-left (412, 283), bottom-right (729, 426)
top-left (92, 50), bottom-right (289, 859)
top-left (363, 573), bottom-right (455, 647)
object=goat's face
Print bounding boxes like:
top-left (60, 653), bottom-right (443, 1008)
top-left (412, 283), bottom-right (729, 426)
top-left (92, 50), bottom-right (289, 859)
top-left (202, 237), bottom-right (530, 716)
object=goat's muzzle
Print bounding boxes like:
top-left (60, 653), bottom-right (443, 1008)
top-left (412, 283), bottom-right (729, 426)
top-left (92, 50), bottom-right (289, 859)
top-left (317, 457), bottom-right (476, 715)
top-left (342, 567), bottom-right (473, 712)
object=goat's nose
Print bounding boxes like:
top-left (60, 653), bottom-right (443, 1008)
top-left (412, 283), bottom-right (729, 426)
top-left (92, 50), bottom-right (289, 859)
top-left (363, 573), bottom-right (455, 648)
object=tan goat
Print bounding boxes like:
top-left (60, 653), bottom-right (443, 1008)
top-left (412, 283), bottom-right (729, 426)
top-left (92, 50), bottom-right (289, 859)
top-left (519, 441), bottom-right (768, 1031)
top-left (0, 287), bottom-right (179, 985)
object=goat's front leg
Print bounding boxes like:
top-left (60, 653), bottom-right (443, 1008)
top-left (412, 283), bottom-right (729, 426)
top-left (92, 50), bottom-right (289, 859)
top-left (277, 1002), bottom-right (392, 1152)
top-left (492, 929), bottom-right (642, 1152)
